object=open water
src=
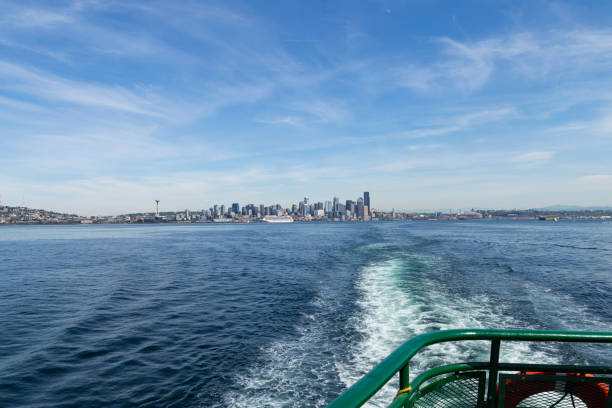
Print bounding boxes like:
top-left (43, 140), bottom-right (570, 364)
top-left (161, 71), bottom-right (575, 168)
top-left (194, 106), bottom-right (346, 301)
top-left (1, 221), bottom-right (610, 407)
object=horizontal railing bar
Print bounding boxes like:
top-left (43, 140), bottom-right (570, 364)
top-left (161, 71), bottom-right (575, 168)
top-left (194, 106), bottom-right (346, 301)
top-left (327, 329), bottom-right (612, 408)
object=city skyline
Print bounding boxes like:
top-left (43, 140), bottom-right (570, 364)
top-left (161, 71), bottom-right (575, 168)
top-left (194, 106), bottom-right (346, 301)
top-left (1, 1), bottom-right (612, 214)
top-left (3, 190), bottom-right (612, 220)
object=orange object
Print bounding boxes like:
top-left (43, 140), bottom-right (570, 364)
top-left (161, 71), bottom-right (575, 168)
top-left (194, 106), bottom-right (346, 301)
top-left (503, 372), bottom-right (609, 408)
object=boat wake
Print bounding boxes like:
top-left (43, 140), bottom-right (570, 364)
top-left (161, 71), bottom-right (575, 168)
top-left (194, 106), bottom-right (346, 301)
top-left (219, 240), bottom-right (580, 407)
top-left (334, 248), bottom-right (559, 407)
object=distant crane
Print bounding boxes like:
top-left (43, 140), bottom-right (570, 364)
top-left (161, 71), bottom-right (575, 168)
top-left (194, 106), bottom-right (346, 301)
top-left (155, 200), bottom-right (160, 217)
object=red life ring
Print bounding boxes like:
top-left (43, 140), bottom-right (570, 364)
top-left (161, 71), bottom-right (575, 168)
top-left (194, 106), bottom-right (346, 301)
top-left (503, 372), bottom-right (609, 408)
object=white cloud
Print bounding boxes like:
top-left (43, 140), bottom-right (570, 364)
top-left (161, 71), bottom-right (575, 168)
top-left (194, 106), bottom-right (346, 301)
top-left (397, 107), bottom-right (516, 139)
top-left (395, 65), bottom-right (439, 92)
top-left (509, 151), bottom-right (555, 166)
top-left (0, 60), bottom-right (166, 117)
top-left (578, 174), bottom-right (612, 183)
top-left (255, 116), bottom-right (303, 126)
top-left (0, 95), bottom-right (43, 111)
top-left (8, 8), bottom-right (74, 28)
top-left (291, 100), bottom-right (351, 123)
top-left (400, 126), bottom-right (459, 139)
top-left (404, 144), bottom-right (446, 151)
top-left (394, 29), bottom-right (612, 93)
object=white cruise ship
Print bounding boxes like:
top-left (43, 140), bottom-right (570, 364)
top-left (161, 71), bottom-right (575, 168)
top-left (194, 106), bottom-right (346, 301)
top-left (262, 215), bottom-right (294, 223)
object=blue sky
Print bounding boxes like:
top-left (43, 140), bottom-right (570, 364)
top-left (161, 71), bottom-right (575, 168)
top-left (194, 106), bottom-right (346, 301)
top-left (1, 0), bottom-right (612, 214)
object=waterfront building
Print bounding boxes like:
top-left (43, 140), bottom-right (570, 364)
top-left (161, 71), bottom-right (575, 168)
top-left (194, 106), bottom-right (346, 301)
top-left (364, 192), bottom-right (370, 216)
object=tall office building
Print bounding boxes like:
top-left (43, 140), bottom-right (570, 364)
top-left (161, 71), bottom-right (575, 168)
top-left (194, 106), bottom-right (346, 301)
top-left (364, 192), bottom-right (370, 215)
top-left (232, 203), bottom-right (240, 215)
top-left (357, 197), bottom-right (365, 219)
top-left (324, 201), bottom-right (332, 214)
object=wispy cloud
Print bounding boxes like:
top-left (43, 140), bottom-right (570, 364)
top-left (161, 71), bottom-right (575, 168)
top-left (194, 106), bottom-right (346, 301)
top-left (291, 100), bottom-right (351, 124)
top-left (255, 116), bottom-right (303, 126)
top-left (397, 107), bottom-right (517, 139)
top-left (508, 151), bottom-right (556, 167)
top-left (0, 94), bottom-right (42, 111)
top-left (404, 143), bottom-right (446, 151)
top-left (0, 60), bottom-right (166, 116)
top-left (6, 8), bottom-right (74, 28)
top-left (394, 29), bottom-right (612, 93)
top-left (578, 174), bottom-right (612, 183)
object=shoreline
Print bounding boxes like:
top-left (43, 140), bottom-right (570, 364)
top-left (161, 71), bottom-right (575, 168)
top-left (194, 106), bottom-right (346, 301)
top-left (1, 217), bottom-right (611, 226)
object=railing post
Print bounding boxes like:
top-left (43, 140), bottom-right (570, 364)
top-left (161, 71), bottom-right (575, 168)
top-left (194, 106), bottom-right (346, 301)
top-left (487, 339), bottom-right (501, 407)
top-left (399, 364), bottom-right (410, 407)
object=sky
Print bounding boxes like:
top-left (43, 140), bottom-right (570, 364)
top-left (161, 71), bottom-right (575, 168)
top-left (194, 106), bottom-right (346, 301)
top-left (1, 0), bottom-right (612, 215)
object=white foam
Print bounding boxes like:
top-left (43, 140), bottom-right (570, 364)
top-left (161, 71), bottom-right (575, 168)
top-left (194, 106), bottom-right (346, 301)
top-left (335, 254), bottom-right (560, 407)
top-left (220, 288), bottom-right (343, 408)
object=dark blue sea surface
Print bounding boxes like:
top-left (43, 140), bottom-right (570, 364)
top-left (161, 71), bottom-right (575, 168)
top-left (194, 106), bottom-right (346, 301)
top-left (1, 221), bottom-right (611, 407)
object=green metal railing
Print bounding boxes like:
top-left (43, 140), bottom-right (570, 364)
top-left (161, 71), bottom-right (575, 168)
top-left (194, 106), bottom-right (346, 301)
top-left (327, 329), bottom-right (612, 408)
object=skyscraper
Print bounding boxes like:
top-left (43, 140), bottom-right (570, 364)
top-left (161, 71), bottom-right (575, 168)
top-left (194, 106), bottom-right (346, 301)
top-left (364, 192), bottom-right (370, 216)
top-left (357, 197), bottom-right (364, 219)
top-left (324, 201), bottom-right (332, 214)
top-left (346, 200), bottom-right (356, 217)
top-left (232, 203), bottom-right (240, 215)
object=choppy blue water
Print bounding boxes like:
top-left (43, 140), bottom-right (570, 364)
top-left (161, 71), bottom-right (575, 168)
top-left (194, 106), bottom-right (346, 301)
top-left (1, 221), bottom-right (610, 407)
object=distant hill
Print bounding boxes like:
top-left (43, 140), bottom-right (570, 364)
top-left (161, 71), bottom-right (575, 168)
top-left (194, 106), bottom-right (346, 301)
top-left (536, 205), bottom-right (612, 211)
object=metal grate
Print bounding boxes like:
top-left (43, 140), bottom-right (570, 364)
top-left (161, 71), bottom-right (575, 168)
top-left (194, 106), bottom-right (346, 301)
top-left (517, 391), bottom-right (588, 408)
top-left (411, 373), bottom-right (486, 408)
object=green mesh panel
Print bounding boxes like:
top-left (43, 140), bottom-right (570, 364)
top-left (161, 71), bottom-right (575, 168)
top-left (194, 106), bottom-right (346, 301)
top-left (411, 373), bottom-right (485, 408)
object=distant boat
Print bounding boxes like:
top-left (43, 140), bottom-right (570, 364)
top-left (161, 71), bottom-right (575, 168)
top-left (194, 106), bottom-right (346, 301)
top-left (262, 215), bottom-right (293, 223)
top-left (539, 216), bottom-right (559, 222)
